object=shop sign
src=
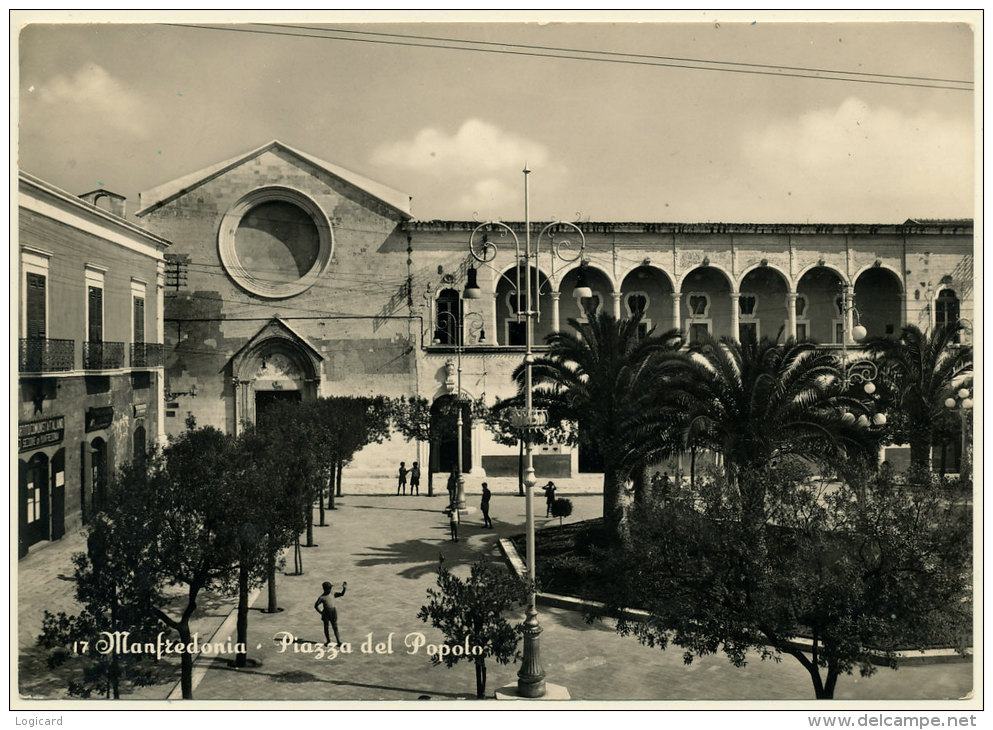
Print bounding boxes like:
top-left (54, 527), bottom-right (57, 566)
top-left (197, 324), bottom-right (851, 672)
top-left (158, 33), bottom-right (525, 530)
top-left (133, 403), bottom-right (148, 419)
top-left (18, 415), bottom-right (65, 452)
top-left (85, 406), bottom-right (115, 432)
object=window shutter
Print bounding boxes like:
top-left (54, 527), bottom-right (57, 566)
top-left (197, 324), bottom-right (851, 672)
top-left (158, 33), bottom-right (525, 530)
top-left (133, 297), bottom-right (145, 343)
top-left (88, 286), bottom-right (103, 343)
top-left (26, 273), bottom-right (46, 339)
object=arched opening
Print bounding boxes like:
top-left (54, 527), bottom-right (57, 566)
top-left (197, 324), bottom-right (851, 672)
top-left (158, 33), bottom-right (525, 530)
top-left (429, 394), bottom-right (472, 475)
top-left (19, 452), bottom-right (50, 555)
top-left (434, 288), bottom-right (463, 345)
top-left (935, 289), bottom-right (960, 342)
top-left (620, 266), bottom-right (675, 336)
top-left (230, 326), bottom-right (322, 433)
top-left (680, 267), bottom-right (733, 342)
top-left (796, 267), bottom-right (846, 344)
top-left (738, 267), bottom-right (790, 344)
top-left (560, 265), bottom-right (612, 326)
top-left (495, 265), bottom-right (553, 345)
top-left (854, 268), bottom-right (902, 339)
top-left (133, 425), bottom-right (147, 466)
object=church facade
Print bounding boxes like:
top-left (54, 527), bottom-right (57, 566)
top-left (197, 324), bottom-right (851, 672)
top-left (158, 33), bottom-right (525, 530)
top-left (136, 141), bottom-right (974, 480)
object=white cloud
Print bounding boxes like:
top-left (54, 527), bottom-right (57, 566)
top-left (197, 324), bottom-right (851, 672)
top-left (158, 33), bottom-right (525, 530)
top-left (27, 65), bottom-right (149, 138)
top-left (739, 97), bottom-right (973, 221)
top-left (372, 118), bottom-right (551, 174)
top-left (372, 119), bottom-right (569, 218)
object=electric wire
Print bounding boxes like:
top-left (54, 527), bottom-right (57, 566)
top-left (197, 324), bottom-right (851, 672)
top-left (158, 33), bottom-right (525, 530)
top-left (162, 22), bottom-right (973, 92)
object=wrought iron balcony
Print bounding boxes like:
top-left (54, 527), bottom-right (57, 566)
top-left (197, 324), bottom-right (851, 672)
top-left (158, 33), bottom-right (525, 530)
top-left (19, 338), bottom-right (75, 373)
top-left (83, 341), bottom-right (126, 370)
top-left (130, 342), bottom-right (163, 368)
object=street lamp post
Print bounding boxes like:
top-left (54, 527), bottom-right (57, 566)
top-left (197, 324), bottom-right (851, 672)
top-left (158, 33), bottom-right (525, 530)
top-left (464, 167), bottom-right (585, 700)
top-left (837, 285), bottom-right (887, 431)
top-left (435, 310), bottom-right (485, 512)
top-left (944, 388), bottom-right (973, 476)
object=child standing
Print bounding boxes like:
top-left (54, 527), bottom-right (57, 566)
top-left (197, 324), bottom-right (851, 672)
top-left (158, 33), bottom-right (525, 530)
top-left (397, 462), bottom-right (408, 495)
top-left (314, 580), bottom-right (347, 645)
top-left (409, 462), bottom-right (421, 495)
top-left (446, 506), bottom-right (460, 543)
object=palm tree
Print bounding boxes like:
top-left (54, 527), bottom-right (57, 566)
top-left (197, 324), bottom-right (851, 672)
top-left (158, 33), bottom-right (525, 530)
top-left (515, 310), bottom-right (682, 538)
top-left (658, 334), bottom-right (879, 523)
top-left (863, 322), bottom-right (973, 470)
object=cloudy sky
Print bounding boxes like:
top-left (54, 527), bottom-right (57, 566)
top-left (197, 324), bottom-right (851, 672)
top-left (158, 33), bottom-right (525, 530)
top-left (16, 12), bottom-right (976, 224)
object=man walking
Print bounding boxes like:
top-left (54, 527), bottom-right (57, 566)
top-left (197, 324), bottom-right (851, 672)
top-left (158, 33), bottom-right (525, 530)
top-left (480, 482), bottom-right (493, 528)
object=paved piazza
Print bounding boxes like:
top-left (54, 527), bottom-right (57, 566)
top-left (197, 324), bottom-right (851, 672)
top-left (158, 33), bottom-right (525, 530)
top-left (18, 484), bottom-right (974, 703)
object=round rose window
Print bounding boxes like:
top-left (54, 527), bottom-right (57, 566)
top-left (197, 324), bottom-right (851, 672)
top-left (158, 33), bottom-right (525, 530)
top-left (219, 188), bottom-right (333, 299)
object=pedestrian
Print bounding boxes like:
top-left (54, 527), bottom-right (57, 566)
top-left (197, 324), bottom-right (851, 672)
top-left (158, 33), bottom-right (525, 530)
top-left (409, 461), bottom-right (421, 495)
top-left (314, 580), bottom-right (347, 646)
top-left (447, 469), bottom-right (459, 509)
top-left (397, 462), bottom-right (408, 495)
top-left (480, 482), bottom-right (493, 528)
top-left (542, 481), bottom-right (557, 517)
top-left (446, 505), bottom-right (460, 542)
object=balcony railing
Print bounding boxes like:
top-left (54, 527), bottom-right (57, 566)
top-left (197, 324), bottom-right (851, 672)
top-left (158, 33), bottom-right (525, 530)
top-left (83, 341), bottom-right (126, 370)
top-left (130, 342), bottom-right (163, 368)
top-left (19, 338), bottom-right (75, 372)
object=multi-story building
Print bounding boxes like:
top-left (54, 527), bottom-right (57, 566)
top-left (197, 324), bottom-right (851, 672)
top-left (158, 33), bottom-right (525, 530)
top-left (17, 172), bottom-right (170, 557)
top-left (133, 141), bottom-right (973, 481)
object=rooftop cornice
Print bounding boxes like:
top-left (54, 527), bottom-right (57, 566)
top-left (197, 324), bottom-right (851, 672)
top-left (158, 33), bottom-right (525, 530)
top-left (403, 220), bottom-right (974, 236)
top-left (19, 171), bottom-right (172, 250)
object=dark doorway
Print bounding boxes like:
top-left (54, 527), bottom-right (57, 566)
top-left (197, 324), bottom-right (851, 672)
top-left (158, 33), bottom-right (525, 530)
top-left (133, 425), bottom-right (147, 466)
top-left (51, 449), bottom-right (65, 540)
top-left (429, 395), bottom-right (472, 474)
top-left (90, 438), bottom-right (108, 513)
top-left (21, 452), bottom-right (50, 553)
top-left (256, 390), bottom-right (302, 429)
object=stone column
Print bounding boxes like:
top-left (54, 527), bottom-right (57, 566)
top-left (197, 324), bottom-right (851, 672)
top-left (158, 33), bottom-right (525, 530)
top-left (844, 287), bottom-right (854, 343)
top-left (612, 291), bottom-right (623, 319)
top-left (671, 292), bottom-right (681, 331)
top-left (730, 292), bottom-right (741, 342)
top-left (550, 291), bottom-right (561, 333)
top-left (490, 291), bottom-right (500, 347)
top-left (787, 292), bottom-right (798, 340)
top-left (232, 378), bottom-right (242, 436)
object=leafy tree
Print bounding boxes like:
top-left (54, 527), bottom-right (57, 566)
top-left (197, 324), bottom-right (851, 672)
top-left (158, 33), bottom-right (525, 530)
top-left (37, 458), bottom-right (166, 698)
top-left (230, 425), bottom-right (305, 655)
top-left (598, 460), bottom-right (972, 699)
top-left (481, 396), bottom-right (577, 497)
top-left (863, 322), bottom-right (973, 470)
top-left (417, 558), bottom-right (528, 699)
top-left (520, 311), bottom-right (681, 539)
top-left (331, 396), bottom-right (395, 499)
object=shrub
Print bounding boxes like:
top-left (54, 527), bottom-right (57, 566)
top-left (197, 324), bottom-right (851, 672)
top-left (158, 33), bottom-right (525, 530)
top-left (551, 498), bottom-right (573, 525)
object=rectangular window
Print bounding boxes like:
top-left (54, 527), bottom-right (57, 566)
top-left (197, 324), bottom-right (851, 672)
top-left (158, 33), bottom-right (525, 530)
top-left (88, 286), bottom-right (103, 343)
top-left (26, 272), bottom-right (46, 339)
top-left (796, 322), bottom-right (808, 341)
top-left (738, 321), bottom-right (758, 344)
top-left (834, 321), bottom-right (844, 344)
top-left (690, 323), bottom-right (709, 344)
top-left (133, 296), bottom-right (145, 343)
